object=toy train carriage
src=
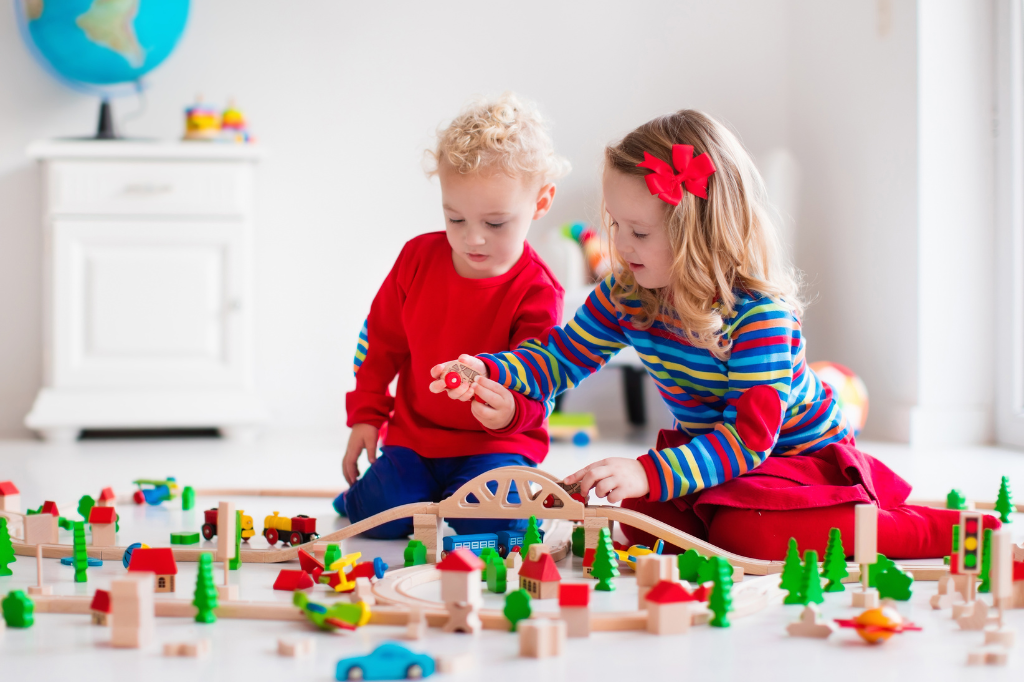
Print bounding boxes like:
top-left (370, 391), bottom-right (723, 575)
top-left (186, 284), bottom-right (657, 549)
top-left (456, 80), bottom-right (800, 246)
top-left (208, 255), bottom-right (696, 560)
top-left (542, 480), bottom-right (587, 509)
top-left (441, 529), bottom-right (544, 559)
top-left (263, 511), bottom-right (319, 546)
top-left (200, 508), bottom-right (255, 542)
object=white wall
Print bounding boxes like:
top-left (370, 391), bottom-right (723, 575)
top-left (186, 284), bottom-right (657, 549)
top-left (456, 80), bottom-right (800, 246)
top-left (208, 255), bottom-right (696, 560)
top-left (0, 0), bottom-right (793, 438)
top-left (787, 0), bottom-right (921, 441)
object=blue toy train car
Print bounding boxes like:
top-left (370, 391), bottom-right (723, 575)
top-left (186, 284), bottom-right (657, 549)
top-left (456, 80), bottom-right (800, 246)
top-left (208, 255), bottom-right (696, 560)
top-left (441, 528), bottom-right (545, 559)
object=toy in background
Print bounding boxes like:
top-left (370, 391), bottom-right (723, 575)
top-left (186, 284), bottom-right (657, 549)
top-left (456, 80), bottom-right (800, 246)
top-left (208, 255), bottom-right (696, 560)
top-left (263, 512), bottom-right (319, 546)
top-left (183, 96), bottom-right (254, 143)
top-left (547, 412), bottom-right (598, 447)
top-left (809, 361), bottom-right (869, 435)
top-left (201, 508), bottom-right (255, 542)
top-left (132, 478), bottom-right (180, 506)
top-left (562, 223), bottom-right (611, 283)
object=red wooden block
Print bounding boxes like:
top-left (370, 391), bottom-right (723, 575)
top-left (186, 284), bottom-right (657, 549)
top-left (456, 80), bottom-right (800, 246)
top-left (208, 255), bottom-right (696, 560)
top-left (273, 569), bottom-right (314, 591)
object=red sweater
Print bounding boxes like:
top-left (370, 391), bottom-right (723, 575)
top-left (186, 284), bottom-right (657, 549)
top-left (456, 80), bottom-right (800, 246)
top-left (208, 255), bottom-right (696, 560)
top-left (346, 232), bottom-right (563, 463)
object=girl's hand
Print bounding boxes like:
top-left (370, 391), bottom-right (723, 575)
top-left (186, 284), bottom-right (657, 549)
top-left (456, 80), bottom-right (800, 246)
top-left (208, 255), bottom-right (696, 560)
top-left (564, 457), bottom-right (650, 504)
top-left (468, 377), bottom-right (516, 430)
top-left (428, 354), bottom-right (489, 401)
top-left (343, 423), bottom-right (380, 486)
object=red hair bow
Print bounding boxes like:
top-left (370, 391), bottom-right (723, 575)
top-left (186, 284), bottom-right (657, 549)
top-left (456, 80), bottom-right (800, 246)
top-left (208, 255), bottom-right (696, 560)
top-left (636, 144), bottom-right (716, 204)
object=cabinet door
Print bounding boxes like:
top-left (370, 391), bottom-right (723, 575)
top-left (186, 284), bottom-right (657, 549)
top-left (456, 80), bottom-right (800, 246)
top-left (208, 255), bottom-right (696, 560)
top-left (51, 220), bottom-right (250, 389)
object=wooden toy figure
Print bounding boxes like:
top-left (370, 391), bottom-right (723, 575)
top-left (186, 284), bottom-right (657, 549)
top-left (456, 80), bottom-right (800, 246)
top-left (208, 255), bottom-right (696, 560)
top-left (504, 589), bottom-right (532, 631)
top-left (822, 528), bottom-right (848, 592)
top-left (781, 538), bottom-right (803, 603)
top-left (193, 552), bottom-right (219, 623)
top-left (799, 550), bottom-right (824, 605)
top-left (72, 521), bottom-right (89, 583)
top-left (708, 557), bottom-right (733, 628)
top-left (995, 476), bottom-right (1013, 524)
top-left (592, 527), bottom-right (619, 592)
top-left (0, 518), bottom-right (14, 576)
top-left (404, 540), bottom-right (427, 567)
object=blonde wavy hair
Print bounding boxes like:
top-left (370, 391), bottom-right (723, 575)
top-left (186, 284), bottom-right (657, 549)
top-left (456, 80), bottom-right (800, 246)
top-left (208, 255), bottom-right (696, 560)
top-left (605, 110), bottom-right (802, 360)
top-left (427, 92), bottom-right (570, 183)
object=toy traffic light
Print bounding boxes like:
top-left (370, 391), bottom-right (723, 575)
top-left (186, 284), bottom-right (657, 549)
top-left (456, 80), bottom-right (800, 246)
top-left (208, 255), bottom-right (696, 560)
top-left (958, 511), bottom-right (983, 574)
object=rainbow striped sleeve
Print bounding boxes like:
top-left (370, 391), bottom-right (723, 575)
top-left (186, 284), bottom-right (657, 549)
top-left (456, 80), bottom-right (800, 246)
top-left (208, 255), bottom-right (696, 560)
top-left (644, 298), bottom-right (794, 501)
top-left (352, 318), bottom-right (369, 376)
top-left (479, 276), bottom-right (627, 400)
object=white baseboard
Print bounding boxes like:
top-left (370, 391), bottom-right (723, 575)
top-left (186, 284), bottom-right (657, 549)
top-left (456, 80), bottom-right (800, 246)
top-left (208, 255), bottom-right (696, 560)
top-left (909, 405), bottom-right (994, 447)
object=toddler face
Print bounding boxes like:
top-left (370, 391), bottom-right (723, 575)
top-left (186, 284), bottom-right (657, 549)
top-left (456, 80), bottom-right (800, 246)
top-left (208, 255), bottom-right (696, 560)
top-left (440, 162), bottom-right (553, 279)
top-left (604, 168), bottom-right (675, 289)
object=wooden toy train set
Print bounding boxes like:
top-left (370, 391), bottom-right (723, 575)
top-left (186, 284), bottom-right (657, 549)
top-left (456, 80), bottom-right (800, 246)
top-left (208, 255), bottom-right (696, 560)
top-left (0, 467), bottom-right (1021, 676)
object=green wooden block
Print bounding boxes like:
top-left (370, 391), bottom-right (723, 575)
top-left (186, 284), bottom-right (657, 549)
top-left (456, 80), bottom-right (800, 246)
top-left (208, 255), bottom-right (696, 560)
top-left (171, 531), bottom-right (200, 545)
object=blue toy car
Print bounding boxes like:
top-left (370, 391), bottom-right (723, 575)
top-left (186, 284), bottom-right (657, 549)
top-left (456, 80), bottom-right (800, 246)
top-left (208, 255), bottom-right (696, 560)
top-left (336, 642), bottom-right (434, 680)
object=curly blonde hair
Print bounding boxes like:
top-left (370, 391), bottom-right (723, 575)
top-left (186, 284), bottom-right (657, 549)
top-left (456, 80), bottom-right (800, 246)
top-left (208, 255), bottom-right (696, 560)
top-left (605, 110), bottom-right (802, 360)
top-left (427, 92), bottom-right (570, 183)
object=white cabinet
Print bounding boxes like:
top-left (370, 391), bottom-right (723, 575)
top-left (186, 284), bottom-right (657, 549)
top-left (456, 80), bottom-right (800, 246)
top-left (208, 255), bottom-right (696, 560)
top-left (25, 142), bottom-right (267, 442)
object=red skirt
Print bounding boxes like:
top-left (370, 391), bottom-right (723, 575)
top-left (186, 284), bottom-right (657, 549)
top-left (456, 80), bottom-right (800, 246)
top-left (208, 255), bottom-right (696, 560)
top-left (620, 430), bottom-right (998, 561)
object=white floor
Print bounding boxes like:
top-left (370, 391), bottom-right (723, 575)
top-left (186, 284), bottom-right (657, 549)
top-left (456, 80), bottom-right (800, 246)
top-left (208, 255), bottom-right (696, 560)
top-left (1, 431), bottom-right (1024, 681)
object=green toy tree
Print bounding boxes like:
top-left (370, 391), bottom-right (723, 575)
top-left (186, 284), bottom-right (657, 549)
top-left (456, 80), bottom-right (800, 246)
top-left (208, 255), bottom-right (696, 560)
top-left (996, 476), bottom-right (1014, 524)
top-left (799, 550), bottom-right (824, 605)
top-left (875, 565), bottom-right (914, 601)
top-left (822, 528), bottom-right (848, 592)
top-left (479, 548), bottom-right (499, 581)
top-left (946, 489), bottom-right (967, 510)
top-left (678, 548), bottom-right (708, 582)
top-left (945, 523), bottom-right (959, 566)
top-left (503, 589), bottom-right (532, 631)
top-left (2, 590), bottom-right (34, 628)
top-left (0, 518), bottom-right (15, 576)
top-left (979, 528), bottom-right (992, 593)
top-left (868, 554), bottom-right (896, 587)
top-left (182, 486), bottom-right (195, 510)
top-left (324, 543), bottom-right (342, 568)
top-left (193, 552), bottom-right (219, 623)
top-left (77, 495), bottom-right (94, 522)
top-left (72, 521), bottom-right (88, 583)
top-left (521, 515), bottom-right (542, 561)
top-left (708, 557), bottom-right (733, 628)
top-left (571, 525), bottom-right (585, 558)
top-left (592, 527), bottom-right (620, 592)
top-left (486, 553), bottom-right (507, 593)
top-left (229, 510), bottom-right (242, 570)
top-left (781, 538), bottom-right (804, 604)
top-left (404, 540), bottom-right (426, 567)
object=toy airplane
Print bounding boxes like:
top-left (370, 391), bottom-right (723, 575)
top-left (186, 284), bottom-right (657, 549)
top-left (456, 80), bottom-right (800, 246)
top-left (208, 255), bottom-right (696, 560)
top-left (131, 478), bottom-right (180, 506)
top-left (834, 606), bottom-right (921, 644)
top-left (615, 539), bottom-right (665, 569)
top-left (293, 591), bottom-right (370, 632)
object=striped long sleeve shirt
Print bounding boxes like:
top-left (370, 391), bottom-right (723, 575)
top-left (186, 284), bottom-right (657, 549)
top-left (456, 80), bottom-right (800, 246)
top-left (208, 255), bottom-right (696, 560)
top-left (478, 275), bottom-right (851, 501)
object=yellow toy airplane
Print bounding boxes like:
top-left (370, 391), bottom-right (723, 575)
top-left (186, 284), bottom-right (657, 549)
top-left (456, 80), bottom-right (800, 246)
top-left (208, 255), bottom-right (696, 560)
top-left (614, 539), bottom-right (665, 570)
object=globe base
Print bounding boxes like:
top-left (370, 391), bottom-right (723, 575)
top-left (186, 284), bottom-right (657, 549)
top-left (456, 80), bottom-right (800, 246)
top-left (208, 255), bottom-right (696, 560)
top-left (96, 99), bottom-right (117, 140)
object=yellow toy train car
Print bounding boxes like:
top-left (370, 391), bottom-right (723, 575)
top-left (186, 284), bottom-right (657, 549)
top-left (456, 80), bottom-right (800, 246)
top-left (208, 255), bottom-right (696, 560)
top-left (263, 511), bottom-right (319, 546)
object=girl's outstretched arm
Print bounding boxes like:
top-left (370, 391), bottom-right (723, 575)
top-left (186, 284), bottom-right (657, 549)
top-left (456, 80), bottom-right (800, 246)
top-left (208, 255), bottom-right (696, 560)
top-left (478, 276), bottom-right (629, 402)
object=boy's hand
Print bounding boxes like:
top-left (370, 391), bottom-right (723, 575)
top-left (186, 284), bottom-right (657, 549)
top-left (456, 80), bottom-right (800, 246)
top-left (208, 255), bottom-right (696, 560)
top-left (343, 423), bottom-right (380, 486)
top-left (428, 354), bottom-right (488, 401)
top-left (563, 457), bottom-right (649, 504)
top-left (468, 377), bottom-right (516, 430)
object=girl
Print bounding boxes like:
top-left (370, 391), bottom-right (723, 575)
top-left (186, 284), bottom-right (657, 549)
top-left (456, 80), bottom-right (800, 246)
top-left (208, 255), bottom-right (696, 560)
top-left (431, 109), bottom-right (996, 560)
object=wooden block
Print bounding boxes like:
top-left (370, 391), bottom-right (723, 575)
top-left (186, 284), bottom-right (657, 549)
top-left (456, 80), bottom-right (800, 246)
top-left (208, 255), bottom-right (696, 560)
top-left (991, 529), bottom-right (1013, 604)
top-left (110, 575), bottom-right (154, 649)
top-left (217, 501), bottom-right (236, 562)
top-left (405, 607), bottom-right (426, 640)
top-left (851, 589), bottom-right (879, 609)
top-left (27, 585), bottom-right (52, 596)
top-left (90, 523), bottom-right (116, 547)
top-left (967, 647), bottom-right (1009, 666)
top-left (443, 601), bottom-right (481, 634)
top-left (526, 544), bottom-right (551, 562)
top-left (217, 584), bottom-right (239, 601)
top-left (519, 618), bottom-right (567, 658)
top-left (583, 517), bottom-right (607, 551)
top-left (441, 570), bottom-right (481, 606)
top-left (413, 514), bottom-right (442, 564)
top-left (435, 652), bottom-right (474, 674)
top-left (786, 605), bottom-right (837, 638)
top-left (636, 554), bottom-right (675, 588)
top-left (958, 600), bottom-right (998, 631)
top-left (350, 577), bottom-right (375, 606)
top-left (561, 606), bottom-right (591, 638)
top-left (23, 514), bottom-right (58, 545)
top-left (163, 640), bottom-right (211, 657)
top-left (277, 637), bottom-right (315, 657)
top-left (505, 552), bottom-right (522, 570)
top-left (985, 628), bottom-right (1016, 647)
top-left (854, 504), bottom-right (877, 564)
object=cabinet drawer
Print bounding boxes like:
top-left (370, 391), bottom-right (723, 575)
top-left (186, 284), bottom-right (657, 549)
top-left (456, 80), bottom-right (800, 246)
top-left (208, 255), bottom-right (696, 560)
top-left (48, 160), bottom-right (252, 217)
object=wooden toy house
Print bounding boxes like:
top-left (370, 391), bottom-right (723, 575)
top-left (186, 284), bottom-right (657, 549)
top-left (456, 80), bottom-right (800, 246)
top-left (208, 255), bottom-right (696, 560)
top-left (645, 580), bottom-right (698, 635)
top-left (90, 589), bottom-right (112, 626)
top-left (0, 481), bottom-right (20, 512)
top-left (582, 547), bottom-right (596, 577)
top-left (437, 548), bottom-right (484, 606)
top-left (88, 505), bottom-right (117, 546)
top-left (23, 501), bottom-right (60, 545)
top-left (128, 548), bottom-right (179, 592)
top-left (97, 487), bottom-right (116, 507)
top-left (519, 552), bottom-right (561, 599)
top-left (558, 583), bottom-right (591, 637)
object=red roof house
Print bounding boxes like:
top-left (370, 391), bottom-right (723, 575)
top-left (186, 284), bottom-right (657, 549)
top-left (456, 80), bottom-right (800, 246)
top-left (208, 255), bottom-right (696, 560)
top-left (88, 506), bottom-right (116, 524)
top-left (90, 589), bottom-right (112, 625)
top-left (519, 553), bottom-right (561, 599)
top-left (646, 580), bottom-right (696, 635)
top-left (0, 481), bottom-right (20, 512)
top-left (128, 548), bottom-right (178, 593)
top-left (88, 505), bottom-right (117, 546)
top-left (559, 582), bottom-right (591, 637)
top-left (40, 501), bottom-right (59, 516)
top-left (582, 548), bottom-right (596, 576)
top-left (97, 487), bottom-right (116, 506)
top-left (646, 580), bottom-right (697, 604)
top-left (273, 569), bottom-right (314, 591)
top-left (438, 548), bottom-right (483, 605)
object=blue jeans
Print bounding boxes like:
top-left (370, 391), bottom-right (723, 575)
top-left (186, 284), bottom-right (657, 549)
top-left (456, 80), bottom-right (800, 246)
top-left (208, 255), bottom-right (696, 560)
top-left (335, 446), bottom-right (535, 539)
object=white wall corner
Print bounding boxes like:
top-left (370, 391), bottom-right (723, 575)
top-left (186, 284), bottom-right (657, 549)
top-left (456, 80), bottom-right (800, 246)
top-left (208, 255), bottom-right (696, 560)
top-left (909, 405), bottom-right (994, 447)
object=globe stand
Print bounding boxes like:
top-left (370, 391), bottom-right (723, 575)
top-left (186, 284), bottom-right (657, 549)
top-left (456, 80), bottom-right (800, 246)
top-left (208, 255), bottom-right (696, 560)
top-left (95, 99), bottom-right (117, 140)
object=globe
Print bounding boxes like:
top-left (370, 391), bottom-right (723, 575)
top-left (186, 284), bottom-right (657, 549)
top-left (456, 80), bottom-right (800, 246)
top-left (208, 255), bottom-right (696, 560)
top-left (15, 0), bottom-right (189, 136)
